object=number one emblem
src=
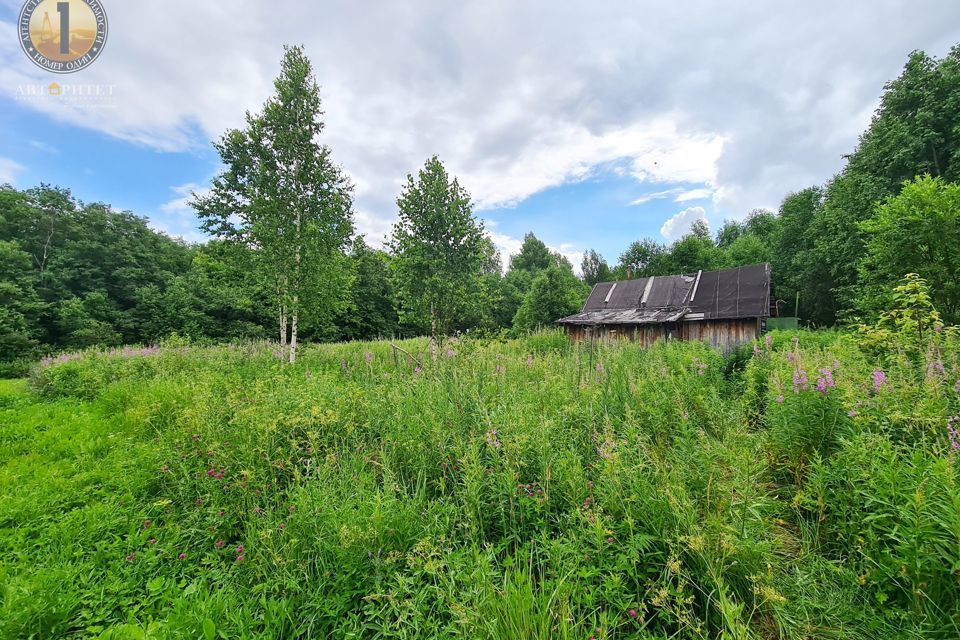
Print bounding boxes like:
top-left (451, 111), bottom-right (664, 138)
top-left (57, 1), bottom-right (69, 54)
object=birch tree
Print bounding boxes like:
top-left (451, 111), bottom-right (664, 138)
top-left (194, 45), bottom-right (354, 363)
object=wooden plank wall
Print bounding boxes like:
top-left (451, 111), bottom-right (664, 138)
top-left (562, 318), bottom-right (759, 352)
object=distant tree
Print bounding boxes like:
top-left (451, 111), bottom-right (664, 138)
top-left (0, 240), bottom-right (41, 360)
top-left (662, 224), bottom-right (722, 274)
top-left (859, 176), bottom-right (960, 323)
top-left (617, 238), bottom-right (666, 275)
top-left (335, 238), bottom-right (398, 340)
top-left (715, 220), bottom-right (745, 249)
top-left (722, 235), bottom-right (770, 268)
top-left (509, 233), bottom-right (554, 273)
top-left (389, 156), bottom-right (487, 341)
top-left (771, 187), bottom-right (822, 318)
top-left (581, 249), bottom-right (612, 285)
top-left (512, 266), bottom-right (588, 333)
top-left (194, 45), bottom-right (354, 363)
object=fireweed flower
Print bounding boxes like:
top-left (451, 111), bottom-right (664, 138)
top-left (526, 355), bottom-right (533, 367)
top-left (485, 429), bottom-right (501, 449)
top-left (792, 369), bottom-right (808, 392)
top-left (596, 362), bottom-right (605, 373)
top-left (364, 351), bottom-right (373, 364)
top-left (446, 348), bottom-right (456, 358)
top-left (927, 359), bottom-right (945, 377)
top-left (872, 369), bottom-right (887, 393)
top-left (753, 342), bottom-right (761, 356)
top-left (815, 367), bottom-right (835, 394)
top-left (413, 365), bottom-right (422, 376)
top-left (948, 416), bottom-right (960, 453)
top-left (848, 410), bottom-right (857, 418)
top-left (775, 394), bottom-right (784, 404)
top-left (765, 334), bottom-right (772, 350)
top-left (786, 351), bottom-right (795, 363)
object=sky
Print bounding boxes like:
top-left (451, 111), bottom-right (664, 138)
top-left (1, 1), bottom-right (959, 271)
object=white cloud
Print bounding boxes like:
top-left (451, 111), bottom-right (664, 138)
top-left (675, 187), bottom-right (713, 203)
top-left (2, 0), bottom-right (958, 233)
top-left (660, 206), bottom-right (708, 242)
top-left (160, 182), bottom-right (209, 214)
top-left (0, 157), bottom-right (23, 185)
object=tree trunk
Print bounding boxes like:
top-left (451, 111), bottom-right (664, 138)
top-left (289, 304), bottom-right (298, 364)
top-left (278, 277), bottom-right (288, 359)
top-left (289, 221), bottom-right (302, 365)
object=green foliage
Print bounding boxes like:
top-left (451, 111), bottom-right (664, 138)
top-left (580, 249), bottom-right (612, 286)
top-left (389, 156), bottom-right (487, 339)
top-left (859, 176), bottom-right (960, 323)
top-left (512, 266), bottom-right (588, 333)
top-left (194, 45), bottom-right (355, 362)
top-left (4, 326), bottom-right (959, 637)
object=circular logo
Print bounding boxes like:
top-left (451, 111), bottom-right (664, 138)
top-left (18, 0), bottom-right (108, 74)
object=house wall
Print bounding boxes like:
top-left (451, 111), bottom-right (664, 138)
top-left (562, 318), bottom-right (760, 352)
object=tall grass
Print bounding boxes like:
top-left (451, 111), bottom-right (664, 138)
top-left (0, 328), bottom-right (958, 638)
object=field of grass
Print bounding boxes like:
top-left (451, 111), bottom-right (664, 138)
top-left (1, 330), bottom-right (959, 639)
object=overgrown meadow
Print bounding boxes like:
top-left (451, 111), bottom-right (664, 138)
top-left (1, 327), bottom-right (959, 639)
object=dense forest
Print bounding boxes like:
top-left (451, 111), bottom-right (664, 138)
top-left (2, 45), bottom-right (959, 371)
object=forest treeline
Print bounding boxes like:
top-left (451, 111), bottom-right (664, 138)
top-left (2, 45), bottom-right (959, 369)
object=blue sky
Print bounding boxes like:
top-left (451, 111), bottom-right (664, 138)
top-left (2, 0), bottom-right (958, 270)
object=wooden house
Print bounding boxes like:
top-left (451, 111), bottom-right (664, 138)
top-left (557, 263), bottom-right (771, 352)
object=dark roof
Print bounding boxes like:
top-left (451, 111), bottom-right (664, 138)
top-left (558, 263), bottom-right (770, 326)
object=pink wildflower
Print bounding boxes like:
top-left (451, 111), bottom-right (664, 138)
top-left (872, 369), bottom-right (887, 393)
top-left (215, 539), bottom-right (225, 548)
top-left (628, 608), bottom-right (638, 619)
top-left (178, 552), bottom-right (187, 560)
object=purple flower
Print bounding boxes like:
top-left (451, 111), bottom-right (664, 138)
top-left (792, 368), bottom-right (808, 392)
top-left (485, 429), bottom-right (501, 449)
top-left (872, 369), bottom-right (887, 393)
top-left (786, 351), bottom-right (795, 363)
top-left (848, 410), bottom-right (857, 418)
top-left (815, 367), bottom-right (835, 394)
top-left (364, 351), bottom-right (373, 364)
top-left (627, 608), bottom-right (638, 619)
top-left (414, 365), bottom-right (422, 376)
top-left (775, 394), bottom-right (784, 404)
top-left (765, 334), bottom-right (772, 349)
top-left (178, 552), bottom-right (187, 560)
top-left (446, 348), bottom-right (456, 358)
top-left (927, 360), bottom-right (945, 377)
top-left (948, 416), bottom-right (960, 452)
top-left (215, 539), bottom-right (225, 548)
top-left (526, 355), bottom-right (533, 367)
top-left (753, 343), bottom-right (761, 356)
top-left (596, 362), bottom-right (605, 373)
